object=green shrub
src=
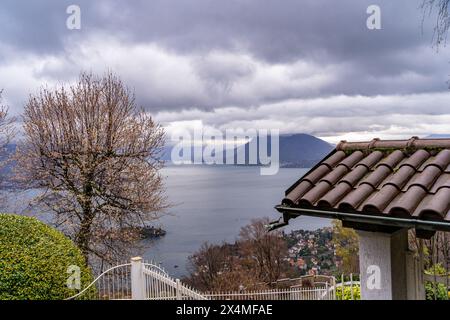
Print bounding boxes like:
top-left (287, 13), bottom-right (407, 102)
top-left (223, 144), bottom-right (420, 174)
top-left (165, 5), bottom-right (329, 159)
top-left (424, 264), bottom-right (449, 300)
top-left (336, 285), bottom-right (361, 300)
top-left (0, 214), bottom-right (94, 300)
top-left (425, 282), bottom-right (449, 300)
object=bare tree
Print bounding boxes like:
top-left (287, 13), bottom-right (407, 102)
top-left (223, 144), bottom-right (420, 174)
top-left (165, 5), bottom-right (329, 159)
top-left (238, 218), bottom-right (287, 285)
top-left (15, 72), bottom-right (167, 264)
top-left (0, 91), bottom-right (16, 193)
top-left (422, 0), bottom-right (450, 47)
top-left (185, 242), bottom-right (237, 291)
top-left (185, 218), bottom-right (287, 291)
top-left (0, 91), bottom-right (15, 145)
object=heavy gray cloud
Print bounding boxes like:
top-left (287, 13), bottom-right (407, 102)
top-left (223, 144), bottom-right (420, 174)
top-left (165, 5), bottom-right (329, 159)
top-left (0, 0), bottom-right (450, 141)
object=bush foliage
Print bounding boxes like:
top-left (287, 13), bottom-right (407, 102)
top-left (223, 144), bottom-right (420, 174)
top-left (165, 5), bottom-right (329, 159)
top-left (425, 282), bottom-right (449, 300)
top-left (425, 264), bottom-right (449, 300)
top-left (0, 214), bottom-right (93, 300)
top-left (336, 285), bottom-right (361, 300)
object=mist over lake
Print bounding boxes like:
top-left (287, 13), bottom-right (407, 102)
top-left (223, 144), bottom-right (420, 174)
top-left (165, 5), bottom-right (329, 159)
top-left (142, 165), bottom-right (330, 277)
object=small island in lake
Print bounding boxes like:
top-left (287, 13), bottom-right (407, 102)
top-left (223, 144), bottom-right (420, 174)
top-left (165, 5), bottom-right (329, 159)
top-left (122, 226), bottom-right (167, 239)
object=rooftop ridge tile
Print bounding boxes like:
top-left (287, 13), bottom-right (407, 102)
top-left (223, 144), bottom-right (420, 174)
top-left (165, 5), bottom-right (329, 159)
top-left (336, 137), bottom-right (450, 152)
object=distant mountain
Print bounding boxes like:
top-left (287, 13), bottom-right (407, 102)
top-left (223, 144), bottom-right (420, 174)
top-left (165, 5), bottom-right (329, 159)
top-left (277, 134), bottom-right (333, 167)
top-left (165, 133), bottom-right (333, 168)
top-left (426, 134), bottom-right (450, 139)
top-left (0, 144), bottom-right (17, 187)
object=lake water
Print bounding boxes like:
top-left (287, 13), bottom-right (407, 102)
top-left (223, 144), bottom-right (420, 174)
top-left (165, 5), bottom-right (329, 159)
top-left (4, 165), bottom-right (330, 277)
top-left (141, 165), bottom-right (330, 277)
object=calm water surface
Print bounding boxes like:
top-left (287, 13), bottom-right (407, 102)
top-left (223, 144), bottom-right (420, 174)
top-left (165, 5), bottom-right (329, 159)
top-left (141, 165), bottom-right (330, 277)
top-left (4, 165), bottom-right (329, 277)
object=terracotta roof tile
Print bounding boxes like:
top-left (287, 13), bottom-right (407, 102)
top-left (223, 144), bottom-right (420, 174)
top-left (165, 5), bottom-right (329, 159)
top-left (382, 166), bottom-right (416, 190)
top-left (419, 149), bottom-right (450, 171)
top-left (303, 164), bottom-right (330, 184)
top-left (322, 150), bottom-right (346, 168)
top-left (358, 165), bottom-right (392, 189)
top-left (317, 183), bottom-right (353, 209)
top-left (338, 183), bottom-right (374, 212)
top-left (362, 185), bottom-right (400, 213)
top-left (298, 181), bottom-right (331, 207)
top-left (341, 166), bottom-right (368, 186)
top-left (356, 150), bottom-right (384, 169)
top-left (282, 137), bottom-right (450, 224)
top-left (416, 187), bottom-right (450, 220)
top-left (387, 186), bottom-right (427, 218)
top-left (430, 173), bottom-right (450, 193)
top-left (374, 149), bottom-right (404, 170)
top-left (282, 180), bottom-right (314, 205)
top-left (339, 150), bottom-right (365, 169)
top-left (405, 166), bottom-right (441, 191)
top-left (320, 165), bottom-right (348, 185)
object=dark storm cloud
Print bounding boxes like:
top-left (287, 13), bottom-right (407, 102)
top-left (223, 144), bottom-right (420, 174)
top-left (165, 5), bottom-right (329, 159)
top-left (0, 0), bottom-right (450, 140)
top-left (0, 0), bottom-right (71, 56)
top-left (0, 0), bottom-right (435, 62)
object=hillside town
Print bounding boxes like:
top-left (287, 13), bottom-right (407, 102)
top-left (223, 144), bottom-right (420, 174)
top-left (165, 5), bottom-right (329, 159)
top-left (283, 228), bottom-right (337, 276)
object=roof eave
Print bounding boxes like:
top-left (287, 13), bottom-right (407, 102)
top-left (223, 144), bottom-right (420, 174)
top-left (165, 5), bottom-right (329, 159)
top-left (274, 205), bottom-right (450, 233)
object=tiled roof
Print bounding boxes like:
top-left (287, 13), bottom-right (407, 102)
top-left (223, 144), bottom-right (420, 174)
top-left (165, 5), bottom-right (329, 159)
top-left (282, 137), bottom-right (450, 224)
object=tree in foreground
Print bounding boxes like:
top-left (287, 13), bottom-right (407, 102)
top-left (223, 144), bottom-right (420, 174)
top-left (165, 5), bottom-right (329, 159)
top-left (15, 72), bottom-right (167, 264)
top-left (185, 218), bottom-right (287, 291)
top-left (238, 218), bottom-right (287, 285)
top-left (0, 90), bottom-right (15, 146)
top-left (0, 214), bottom-right (94, 300)
top-left (331, 220), bottom-right (359, 274)
top-left (0, 91), bottom-right (16, 192)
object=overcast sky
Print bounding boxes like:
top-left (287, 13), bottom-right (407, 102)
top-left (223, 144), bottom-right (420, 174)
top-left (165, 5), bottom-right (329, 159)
top-left (1, 0), bottom-right (450, 143)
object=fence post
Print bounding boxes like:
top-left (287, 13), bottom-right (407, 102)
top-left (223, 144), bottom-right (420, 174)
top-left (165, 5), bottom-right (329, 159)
top-left (350, 273), bottom-right (354, 300)
top-left (176, 279), bottom-right (182, 300)
top-left (333, 277), bottom-right (336, 300)
top-left (131, 257), bottom-right (145, 300)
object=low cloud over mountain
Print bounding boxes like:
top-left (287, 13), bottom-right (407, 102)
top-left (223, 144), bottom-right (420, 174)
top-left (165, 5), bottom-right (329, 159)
top-left (1, 1), bottom-right (450, 142)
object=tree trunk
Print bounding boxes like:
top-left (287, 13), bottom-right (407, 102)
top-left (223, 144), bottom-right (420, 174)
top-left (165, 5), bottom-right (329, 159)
top-left (75, 179), bottom-right (94, 261)
top-left (75, 213), bottom-right (94, 261)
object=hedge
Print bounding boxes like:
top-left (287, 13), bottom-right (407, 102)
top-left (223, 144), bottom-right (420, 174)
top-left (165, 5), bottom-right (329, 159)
top-left (0, 214), bottom-right (94, 300)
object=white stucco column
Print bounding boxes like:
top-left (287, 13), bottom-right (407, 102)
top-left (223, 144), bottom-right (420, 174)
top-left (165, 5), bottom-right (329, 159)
top-left (357, 229), bottom-right (423, 300)
top-left (131, 256), bottom-right (145, 300)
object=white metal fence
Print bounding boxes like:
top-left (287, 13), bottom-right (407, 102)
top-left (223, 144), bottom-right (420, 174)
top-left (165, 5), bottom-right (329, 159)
top-left (335, 273), bottom-right (360, 300)
top-left (67, 257), bottom-right (336, 300)
top-left (66, 262), bottom-right (132, 300)
top-left (141, 258), bottom-right (207, 300)
top-left (205, 287), bottom-right (333, 300)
